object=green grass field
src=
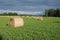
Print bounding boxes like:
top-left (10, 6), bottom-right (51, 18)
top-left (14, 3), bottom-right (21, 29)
top-left (0, 17), bottom-right (60, 40)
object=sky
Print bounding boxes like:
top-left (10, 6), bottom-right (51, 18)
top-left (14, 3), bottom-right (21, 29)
top-left (0, 0), bottom-right (60, 15)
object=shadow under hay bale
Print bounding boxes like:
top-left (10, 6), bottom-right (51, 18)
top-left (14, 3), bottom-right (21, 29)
top-left (0, 35), bottom-right (2, 40)
top-left (6, 24), bottom-right (8, 26)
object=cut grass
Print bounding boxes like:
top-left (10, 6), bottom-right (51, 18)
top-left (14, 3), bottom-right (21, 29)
top-left (0, 17), bottom-right (60, 40)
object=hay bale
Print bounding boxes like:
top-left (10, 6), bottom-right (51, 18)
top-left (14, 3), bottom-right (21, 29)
top-left (40, 16), bottom-right (43, 21)
top-left (34, 16), bottom-right (43, 21)
top-left (26, 16), bottom-right (29, 17)
top-left (33, 17), bottom-right (36, 18)
top-left (28, 16), bottom-right (32, 18)
top-left (35, 16), bottom-right (38, 19)
top-left (9, 17), bottom-right (24, 27)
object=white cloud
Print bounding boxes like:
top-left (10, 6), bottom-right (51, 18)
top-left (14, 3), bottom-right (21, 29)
top-left (23, 6), bottom-right (35, 8)
top-left (0, 10), bottom-right (43, 15)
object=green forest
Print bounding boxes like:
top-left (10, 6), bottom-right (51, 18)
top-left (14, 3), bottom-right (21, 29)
top-left (45, 8), bottom-right (60, 17)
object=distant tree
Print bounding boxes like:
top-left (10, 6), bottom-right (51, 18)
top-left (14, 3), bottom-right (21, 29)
top-left (48, 9), bottom-right (55, 16)
top-left (45, 8), bottom-right (60, 17)
top-left (8, 12), bottom-right (13, 16)
top-left (3, 12), bottom-right (8, 15)
top-left (13, 12), bottom-right (18, 16)
top-left (45, 9), bottom-right (48, 17)
top-left (56, 8), bottom-right (60, 17)
top-left (0, 12), bottom-right (18, 16)
top-left (8, 12), bottom-right (18, 16)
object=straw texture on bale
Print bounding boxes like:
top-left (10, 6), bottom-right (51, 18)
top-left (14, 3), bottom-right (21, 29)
top-left (9, 17), bottom-right (24, 27)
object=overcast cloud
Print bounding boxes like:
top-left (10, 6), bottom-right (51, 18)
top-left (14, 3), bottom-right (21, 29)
top-left (0, 0), bottom-right (60, 14)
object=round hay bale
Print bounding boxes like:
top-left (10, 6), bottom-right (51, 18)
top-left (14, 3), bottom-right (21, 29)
top-left (40, 17), bottom-right (43, 21)
top-left (34, 16), bottom-right (43, 21)
top-left (26, 16), bottom-right (29, 17)
top-left (9, 17), bottom-right (24, 27)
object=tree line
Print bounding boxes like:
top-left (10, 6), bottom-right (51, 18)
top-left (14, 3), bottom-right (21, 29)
top-left (0, 12), bottom-right (33, 16)
top-left (45, 8), bottom-right (60, 17)
top-left (0, 12), bottom-right (18, 16)
top-left (0, 8), bottom-right (60, 17)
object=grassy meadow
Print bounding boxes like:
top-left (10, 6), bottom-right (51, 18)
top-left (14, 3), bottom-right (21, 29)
top-left (0, 16), bottom-right (60, 40)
